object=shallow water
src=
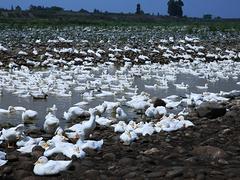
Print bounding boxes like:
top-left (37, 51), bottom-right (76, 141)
top-left (0, 65), bottom-right (239, 129)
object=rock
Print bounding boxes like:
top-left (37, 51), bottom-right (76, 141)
top-left (153, 98), bottom-right (166, 107)
top-left (103, 153), bottom-right (116, 161)
top-left (165, 167), bottom-right (184, 178)
top-left (84, 148), bottom-right (97, 156)
top-left (18, 161), bottom-right (33, 171)
top-left (147, 171), bottom-right (165, 178)
top-left (7, 153), bottom-right (19, 162)
top-left (196, 173), bottom-right (205, 180)
top-left (118, 157), bottom-right (135, 166)
top-left (140, 148), bottom-right (160, 155)
top-left (54, 153), bottom-right (69, 160)
top-left (192, 146), bottom-right (227, 160)
top-left (31, 146), bottom-right (44, 160)
top-left (124, 172), bottom-right (137, 178)
top-left (2, 166), bottom-right (12, 174)
top-left (14, 170), bottom-right (31, 179)
top-left (84, 169), bottom-right (99, 179)
top-left (196, 102), bottom-right (226, 119)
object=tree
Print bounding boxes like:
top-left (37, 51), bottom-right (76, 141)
top-left (168, 0), bottom-right (184, 17)
top-left (203, 14), bottom-right (212, 20)
top-left (15, 5), bottom-right (22, 12)
top-left (136, 3), bottom-right (144, 15)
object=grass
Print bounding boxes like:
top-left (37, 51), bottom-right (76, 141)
top-left (0, 16), bottom-right (240, 32)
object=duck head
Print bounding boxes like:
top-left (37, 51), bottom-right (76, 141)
top-left (35, 156), bottom-right (48, 165)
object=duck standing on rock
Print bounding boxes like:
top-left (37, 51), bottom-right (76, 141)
top-left (33, 156), bottom-right (72, 176)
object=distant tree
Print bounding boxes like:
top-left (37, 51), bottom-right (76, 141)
top-left (15, 5), bottom-right (22, 12)
top-left (168, 0), bottom-right (184, 17)
top-left (136, 3), bottom-right (144, 15)
top-left (11, 5), bottom-right (14, 11)
top-left (203, 14), bottom-right (212, 20)
top-left (50, 6), bottom-right (64, 12)
top-left (79, 9), bottom-right (89, 14)
top-left (93, 9), bottom-right (101, 14)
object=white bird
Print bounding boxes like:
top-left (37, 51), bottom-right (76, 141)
top-left (43, 112), bottom-right (59, 134)
top-left (0, 124), bottom-right (24, 148)
top-left (111, 121), bottom-right (127, 133)
top-left (120, 130), bottom-right (138, 145)
top-left (76, 139), bottom-right (103, 151)
top-left (66, 108), bottom-right (97, 140)
top-left (22, 110), bottom-right (38, 124)
top-left (196, 83), bottom-right (208, 90)
top-left (44, 140), bottom-right (85, 159)
top-left (96, 116), bottom-right (113, 126)
top-left (64, 106), bottom-right (89, 121)
top-left (0, 151), bottom-right (7, 167)
top-left (0, 106), bottom-right (15, 114)
top-left (33, 156), bottom-right (72, 176)
top-left (116, 107), bottom-right (128, 122)
top-left (134, 122), bottom-right (155, 136)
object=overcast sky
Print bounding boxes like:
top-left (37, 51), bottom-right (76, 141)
top-left (0, 0), bottom-right (239, 18)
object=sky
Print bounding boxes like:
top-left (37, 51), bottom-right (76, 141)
top-left (0, 0), bottom-right (239, 18)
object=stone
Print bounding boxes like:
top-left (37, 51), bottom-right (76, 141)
top-left (192, 146), bottom-right (227, 160)
top-left (7, 153), bottom-right (19, 162)
top-left (84, 169), bottom-right (99, 179)
top-left (103, 153), bottom-right (116, 161)
top-left (31, 146), bottom-right (44, 160)
top-left (14, 170), bottom-right (31, 179)
top-left (196, 102), bottom-right (226, 119)
top-left (2, 166), bottom-right (12, 174)
top-left (153, 98), bottom-right (166, 107)
top-left (147, 171), bottom-right (165, 178)
top-left (141, 148), bottom-right (160, 155)
top-left (118, 157), bottom-right (135, 166)
top-left (165, 167), bottom-right (184, 178)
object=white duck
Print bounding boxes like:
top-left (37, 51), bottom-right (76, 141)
top-left (33, 156), bottom-right (72, 176)
top-left (111, 121), bottom-right (127, 133)
top-left (22, 110), bottom-right (38, 124)
top-left (96, 115), bottom-right (113, 126)
top-left (44, 140), bottom-right (86, 159)
top-left (120, 130), bottom-right (138, 145)
top-left (64, 106), bottom-right (89, 121)
top-left (76, 139), bottom-right (104, 151)
top-left (43, 112), bottom-right (59, 134)
top-left (66, 108), bottom-right (97, 140)
top-left (116, 107), bottom-right (128, 122)
top-left (134, 122), bottom-right (155, 136)
top-left (0, 124), bottom-right (24, 148)
top-left (0, 106), bottom-right (15, 114)
top-left (0, 151), bottom-right (7, 167)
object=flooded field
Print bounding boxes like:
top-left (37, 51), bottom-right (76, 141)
top-left (0, 25), bottom-right (240, 179)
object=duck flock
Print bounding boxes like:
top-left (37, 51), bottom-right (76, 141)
top-left (0, 26), bottom-right (240, 176)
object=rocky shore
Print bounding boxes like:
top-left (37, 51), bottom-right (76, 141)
top-left (1, 97), bottom-right (240, 180)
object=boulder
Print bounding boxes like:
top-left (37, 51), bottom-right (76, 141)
top-left (196, 102), bottom-right (226, 119)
